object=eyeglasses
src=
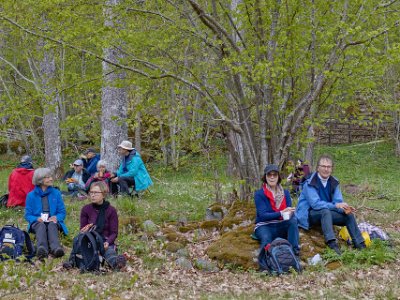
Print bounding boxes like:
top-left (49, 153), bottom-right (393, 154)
top-left (73, 164), bottom-right (82, 167)
top-left (89, 191), bottom-right (103, 195)
top-left (318, 165), bottom-right (333, 169)
top-left (267, 172), bottom-right (279, 177)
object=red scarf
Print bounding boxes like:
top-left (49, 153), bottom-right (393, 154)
top-left (262, 183), bottom-right (287, 212)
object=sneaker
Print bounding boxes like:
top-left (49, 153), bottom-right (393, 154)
top-left (37, 246), bottom-right (48, 259)
top-left (53, 247), bottom-right (65, 258)
top-left (327, 241), bottom-right (342, 255)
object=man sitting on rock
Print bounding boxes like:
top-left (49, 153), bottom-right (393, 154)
top-left (295, 154), bottom-right (365, 255)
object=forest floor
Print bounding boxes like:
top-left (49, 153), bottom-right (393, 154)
top-left (0, 141), bottom-right (399, 299)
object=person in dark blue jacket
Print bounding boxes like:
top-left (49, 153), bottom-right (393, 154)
top-left (25, 168), bottom-right (68, 259)
top-left (82, 148), bottom-right (101, 176)
top-left (254, 164), bottom-right (300, 255)
top-left (295, 154), bottom-right (365, 255)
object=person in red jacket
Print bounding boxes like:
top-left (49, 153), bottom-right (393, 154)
top-left (7, 155), bottom-right (35, 207)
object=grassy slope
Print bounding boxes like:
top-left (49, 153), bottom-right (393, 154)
top-left (0, 141), bottom-right (399, 299)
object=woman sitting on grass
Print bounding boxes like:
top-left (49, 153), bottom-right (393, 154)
top-left (254, 164), bottom-right (300, 256)
top-left (64, 181), bottom-right (126, 270)
top-left (84, 160), bottom-right (112, 192)
top-left (25, 168), bottom-right (68, 259)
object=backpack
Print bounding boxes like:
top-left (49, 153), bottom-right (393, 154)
top-left (0, 224), bottom-right (35, 261)
top-left (69, 229), bottom-right (105, 272)
top-left (258, 238), bottom-right (301, 275)
top-left (0, 194), bottom-right (8, 207)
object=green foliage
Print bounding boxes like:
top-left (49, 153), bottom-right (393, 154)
top-left (322, 239), bottom-right (396, 268)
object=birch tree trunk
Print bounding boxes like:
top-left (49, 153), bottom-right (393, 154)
top-left (101, 0), bottom-right (128, 172)
top-left (39, 42), bottom-right (63, 178)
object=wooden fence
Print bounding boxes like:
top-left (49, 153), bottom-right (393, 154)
top-left (316, 119), bottom-right (391, 145)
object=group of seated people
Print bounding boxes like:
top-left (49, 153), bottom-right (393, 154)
top-left (62, 140), bottom-right (153, 198)
top-left (5, 140), bottom-right (152, 271)
top-left (255, 154), bottom-right (366, 258)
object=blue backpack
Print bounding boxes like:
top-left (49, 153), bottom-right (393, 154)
top-left (258, 238), bottom-right (301, 275)
top-left (0, 224), bottom-right (35, 261)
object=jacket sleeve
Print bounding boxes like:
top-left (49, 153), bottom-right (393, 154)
top-left (254, 191), bottom-right (281, 222)
top-left (53, 192), bottom-right (66, 222)
top-left (117, 156), bottom-right (141, 178)
top-left (80, 206), bottom-right (90, 229)
top-left (285, 190), bottom-right (292, 207)
top-left (24, 193), bottom-right (39, 224)
top-left (106, 207), bottom-right (118, 245)
top-left (302, 182), bottom-right (336, 210)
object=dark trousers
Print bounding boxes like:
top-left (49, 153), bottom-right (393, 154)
top-left (309, 208), bottom-right (364, 246)
top-left (110, 176), bottom-right (135, 195)
top-left (31, 221), bottom-right (62, 253)
top-left (255, 216), bottom-right (300, 254)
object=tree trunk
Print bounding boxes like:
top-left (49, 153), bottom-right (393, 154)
top-left (101, 0), bottom-right (128, 172)
top-left (40, 44), bottom-right (63, 178)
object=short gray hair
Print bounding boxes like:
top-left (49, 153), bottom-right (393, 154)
top-left (96, 160), bottom-right (108, 170)
top-left (32, 168), bottom-right (52, 185)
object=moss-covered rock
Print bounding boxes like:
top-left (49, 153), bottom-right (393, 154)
top-left (220, 201), bottom-right (256, 230)
top-left (206, 224), bottom-right (259, 270)
top-left (165, 242), bottom-right (185, 253)
top-left (200, 220), bottom-right (220, 230)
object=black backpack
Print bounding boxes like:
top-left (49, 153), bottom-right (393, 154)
top-left (0, 194), bottom-right (8, 207)
top-left (258, 237), bottom-right (301, 275)
top-left (70, 229), bottom-right (105, 272)
top-left (0, 224), bottom-right (35, 261)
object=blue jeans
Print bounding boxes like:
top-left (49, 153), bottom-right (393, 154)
top-left (255, 216), bottom-right (300, 254)
top-left (309, 208), bottom-right (364, 246)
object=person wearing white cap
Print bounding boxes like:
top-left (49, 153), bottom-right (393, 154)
top-left (110, 140), bottom-right (153, 196)
top-left (62, 159), bottom-right (90, 196)
top-left (7, 154), bottom-right (35, 207)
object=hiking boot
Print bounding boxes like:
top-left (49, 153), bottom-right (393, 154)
top-left (37, 246), bottom-right (48, 259)
top-left (327, 241), bottom-right (342, 255)
top-left (114, 255), bottom-right (127, 270)
top-left (53, 247), bottom-right (65, 258)
top-left (62, 261), bottom-right (73, 270)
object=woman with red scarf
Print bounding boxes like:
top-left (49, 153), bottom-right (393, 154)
top-left (254, 164), bottom-right (300, 255)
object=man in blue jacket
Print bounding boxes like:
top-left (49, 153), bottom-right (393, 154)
top-left (82, 148), bottom-right (100, 176)
top-left (110, 140), bottom-right (153, 196)
top-left (295, 154), bottom-right (365, 255)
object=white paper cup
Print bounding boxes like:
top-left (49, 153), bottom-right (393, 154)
top-left (282, 211), bottom-right (291, 220)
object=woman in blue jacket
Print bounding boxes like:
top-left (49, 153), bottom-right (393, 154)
top-left (25, 168), bottom-right (68, 259)
top-left (110, 140), bottom-right (153, 196)
top-left (254, 164), bottom-right (300, 255)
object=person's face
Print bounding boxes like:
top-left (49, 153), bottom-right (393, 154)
top-left (118, 147), bottom-right (129, 156)
top-left (74, 164), bottom-right (83, 172)
top-left (266, 171), bottom-right (279, 187)
top-left (317, 158), bottom-right (333, 179)
top-left (98, 165), bottom-right (106, 173)
top-left (41, 175), bottom-right (53, 188)
top-left (86, 152), bottom-right (95, 159)
top-left (89, 186), bottom-right (104, 205)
